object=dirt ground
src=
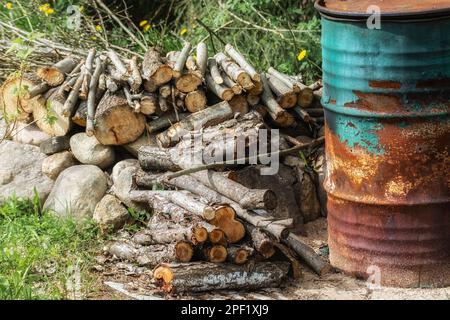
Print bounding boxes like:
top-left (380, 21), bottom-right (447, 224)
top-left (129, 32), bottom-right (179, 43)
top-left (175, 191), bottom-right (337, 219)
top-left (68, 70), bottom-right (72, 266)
top-left (93, 218), bottom-right (449, 300)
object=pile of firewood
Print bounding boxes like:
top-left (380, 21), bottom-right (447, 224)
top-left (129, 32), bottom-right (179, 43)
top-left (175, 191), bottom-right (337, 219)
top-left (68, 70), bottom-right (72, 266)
top-left (0, 40), bottom-right (328, 295)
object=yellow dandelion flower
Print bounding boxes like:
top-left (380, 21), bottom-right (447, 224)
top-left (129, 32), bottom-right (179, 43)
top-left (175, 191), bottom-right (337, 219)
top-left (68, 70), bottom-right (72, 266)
top-left (180, 27), bottom-right (188, 36)
top-left (297, 49), bottom-right (307, 62)
top-left (143, 24), bottom-right (151, 32)
top-left (5, 2), bottom-right (13, 10)
top-left (45, 8), bottom-right (54, 15)
top-left (39, 3), bottom-right (50, 12)
top-left (139, 20), bottom-right (148, 27)
top-left (79, 5), bottom-right (84, 12)
top-left (95, 25), bottom-right (102, 32)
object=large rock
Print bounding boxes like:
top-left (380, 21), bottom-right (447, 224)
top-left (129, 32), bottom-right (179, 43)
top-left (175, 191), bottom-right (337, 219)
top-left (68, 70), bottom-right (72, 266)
top-left (11, 123), bottom-right (51, 146)
top-left (43, 165), bottom-right (107, 220)
top-left (41, 151), bottom-right (78, 180)
top-left (93, 194), bottom-right (130, 231)
top-left (111, 159), bottom-right (140, 184)
top-left (40, 136), bottom-right (70, 155)
top-left (70, 133), bottom-right (115, 169)
top-left (111, 165), bottom-right (148, 212)
top-left (0, 140), bottom-right (54, 203)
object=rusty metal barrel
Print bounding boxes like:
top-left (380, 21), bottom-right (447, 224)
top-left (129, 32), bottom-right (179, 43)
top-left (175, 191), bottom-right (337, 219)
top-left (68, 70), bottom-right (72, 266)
top-left (315, 0), bottom-right (450, 287)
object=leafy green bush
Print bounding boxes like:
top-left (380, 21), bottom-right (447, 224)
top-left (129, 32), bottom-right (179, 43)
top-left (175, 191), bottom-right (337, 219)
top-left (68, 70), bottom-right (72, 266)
top-left (0, 194), bottom-right (101, 300)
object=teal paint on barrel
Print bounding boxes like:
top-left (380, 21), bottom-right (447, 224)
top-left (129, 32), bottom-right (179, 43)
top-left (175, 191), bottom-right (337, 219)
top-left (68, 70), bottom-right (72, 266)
top-left (316, 0), bottom-right (450, 287)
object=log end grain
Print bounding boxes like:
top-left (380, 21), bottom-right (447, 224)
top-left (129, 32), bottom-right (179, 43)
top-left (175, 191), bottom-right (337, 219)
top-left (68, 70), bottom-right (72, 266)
top-left (185, 90), bottom-right (207, 113)
top-left (175, 241), bottom-right (194, 263)
top-left (36, 67), bottom-right (64, 86)
top-left (175, 73), bottom-right (202, 93)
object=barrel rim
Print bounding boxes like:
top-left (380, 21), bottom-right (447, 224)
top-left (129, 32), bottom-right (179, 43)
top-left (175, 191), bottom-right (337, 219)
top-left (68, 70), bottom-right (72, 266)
top-left (315, 0), bottom-right (450, 22)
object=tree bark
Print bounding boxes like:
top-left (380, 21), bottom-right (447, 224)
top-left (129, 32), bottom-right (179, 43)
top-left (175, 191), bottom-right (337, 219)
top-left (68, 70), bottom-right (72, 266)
top-left (221, 71), bottom-right (242, 94)
top-left (153, 261), bottom-right (290, 293)
top-left (228, 94), bottom-right (249, 115)
top-left (86, 57), bottom-right (104, 136)
top-left (93, 91), bottom-right (146, 145)
top-left (224, 44), bottom-right (260, 82)
top-left (140, 92), bottom-right (158, 115)
top-left (175, 72), bottom-right (202, 93)
top-left (227, 245), bottom-right (253, 265)
top-left (173, 42), bottom-right (191, 78)
top-left (142, 47), bottom-right (173, 86)
top-left (156, 101), bottom-right (234, 148)
top-left (128, 56), bottom-right (142, 92)
top-left (107, 49), bottom-right (128, 80)
top-left (246, 224), bottom-right (275, 259)
top-left (80, 49), bottom-right (95, 100)
top-left (146, 112), bottom-right (189, 133)
top-left (62, 67), bottom-right (85, 117)
top-left (196, 42), bottom-right (208, 77)
top-left (267, 67), bottom-right (301, 93)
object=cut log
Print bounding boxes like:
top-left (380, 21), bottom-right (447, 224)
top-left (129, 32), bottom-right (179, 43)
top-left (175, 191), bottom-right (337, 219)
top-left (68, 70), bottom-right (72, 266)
top-left (184, 89), bottom-right (207, 113)
top-left (247, 224), bottom-right (275, 259)
top-left (108, 241), bottom-right (193, 266)
top-left (33, 88), bottom-right (72, 136)
top-left (153, 261), bottom-right (290, 293)
top-left (208, 228), bottom-right (227, 245)
top-left (221, 71), bottom-right (242, 94)
top-left (158, 95), bottom-right (170, 113)
top-left (247, 94), bottom-right (260, 107)
top-left (173, 42), bottom-right (191, 78)
top-left (215, 52), bottom-right (254, 90)
top-left (208, 206), bottom-right (245, 243)
top-left (93, 91), bottom-right (146, 145)
top-left (175, 72), bottom-right (202, 93)
top-left (128, 56), bottom-right (142, 92)
top-left (247, 80), bottom-right (263, 96)
top-left (267, 67), bottom-right (300, 93)
top-left (205, 74), bottom-right (234, 101)
top-left (142, 47), bottom-right (173, 86)
top-left (185, 55), bottom-right (197, 72)
top-left (196, 42), bottom-right (208, 77)
top-left (72, 101), bottom-right (87, 126)
top-left (260, 74), bottom-right (295, 127)
top-left (228, 94), bottom-right (249, 115)
top-left (227, 245), bottom-right (253, 265)
top-left (273, 242), bottom-right (303, 279)
top-left (297, 86), bottom-right (314, 108)
top-left (146, 112), bottom-right (189, 133)
top-left (201, 245), bottom-right (228, 263)
top-left (267, 74), bottom-right (297, 108)
top-left (25, 82), bottom-right (49, 100)
top-left (86, 57), bottom-right (104, 136)
top-left (0, 73), bottom-right (40, 122)
top-left (207, 58), bottom-right (223, 84)
top-left (106, 75), bottom-right (120, 92)
top-left (309, 80), bottom-right (322, 91)
top-left (224, 44), bottom-right (259, 82)
top-left (36, 57), bottom-right (78, 86)
top-left (283, 232), bottom-right (331, 276)
top-left (156, 101), bottom-right (234, 148)
top-left (137, 92), bottom-right (157, 115)
top-left (293, 106), bottom-right (314, 124)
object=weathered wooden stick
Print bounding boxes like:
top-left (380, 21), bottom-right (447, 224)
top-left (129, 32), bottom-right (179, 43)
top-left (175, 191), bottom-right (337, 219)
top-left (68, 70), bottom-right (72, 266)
top-left (267, 73), bottom-right (297, 108)
top-left (309, 80), bottom-right (322, 91)
top-left (62, 67), bottom-right (85, 116)
top-left (156, 101), bottom-right (234, 148)
top-left (207, 57), bottom-right (223, 84)
top-left (153, 261), bottom-right (290, 293)
top-left (283, 233), bottom-right (332, 276)
top-left (107, 49), bottom-right (128, 80)
top-left (186, 55), bottom-right (197, 71)
top-left (80, 48), bottom-right (96, 100)
top-left (128, 56), bottom-right (142, 92)
top-left (267, 67), bottom-right (300, 93)
top-left (158, 95), bottom-right (169, 113)
top-left (26, 82), bottom-right (49, 99)
top-left (205, 74), bottom-right (234, 101)
top-left (215, 52), bottom-right (254, 90)
top-left (273, 242), bottom-right (303, 279)
top-left (86, 57), bottom-right (104, 136)
top-left (196, 42), bottom-right (208, 77)
top-left (246, 224), bottom-right (275, 259)
top-left (173, 42), bottom-right (191, 78)
top-left (224, 44), bottom-right (260, 82)
top-left (293, 106), bottom-right (314, 124)
top-left (36, 56), bottom-right (78, 86)
top-left (260, 73), bottom-right (295, 127)
top-left (105, 75), bottom-right (119, 92)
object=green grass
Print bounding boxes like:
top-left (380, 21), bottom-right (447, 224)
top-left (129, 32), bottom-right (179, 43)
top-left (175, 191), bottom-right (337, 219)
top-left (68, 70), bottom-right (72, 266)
top-left (0, 194), bottom-right (102, 300)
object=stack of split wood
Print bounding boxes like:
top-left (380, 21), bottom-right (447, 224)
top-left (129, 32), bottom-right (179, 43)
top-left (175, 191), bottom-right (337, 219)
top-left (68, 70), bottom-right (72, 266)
top-left (0, 41), bottom-right (328, 295)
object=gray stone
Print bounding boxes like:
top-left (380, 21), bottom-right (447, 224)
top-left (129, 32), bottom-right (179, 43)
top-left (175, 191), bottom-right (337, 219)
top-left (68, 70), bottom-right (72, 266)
top-left (0, 140), bottom-right (54, 203)
top-left (43, 165), bottom-right (107, 221)
top-left (111, 165), bottom-right (148, 212)
top-left (40, 136), bottom-right (70, 155)
top-left (111, 159), bottom-right (140, 185)
top-left (93, 194), bottom-right (129, 231)
top-left (41, 151), bottom-right (78, 180)
top-left (11, 123), bottom-right (51, 146)
top-left (70, 133), bottom-right (115, 169)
